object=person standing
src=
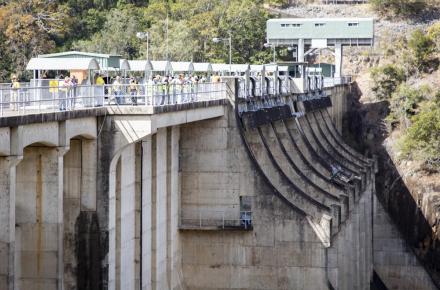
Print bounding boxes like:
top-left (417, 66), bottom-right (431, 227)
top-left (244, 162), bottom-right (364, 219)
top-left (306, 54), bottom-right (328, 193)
top-left (177, 74), bottom-right (185, 103)
top-left (129, 77), bottom-right (139, 105)
top-left (10, 74), bottom-right (20, 111)
top-left (70, 75), bottom-right (78, 108)
top-left (112, 76), bottom-right (123, 105)
top-left (160, 76), bottom-right (169, 105)
top-left (95, 74), bottom-right (105, 106)
top-left (60, 76), bottom-right (71, 111)
top-left (49, 77), bottom-right (59, 109)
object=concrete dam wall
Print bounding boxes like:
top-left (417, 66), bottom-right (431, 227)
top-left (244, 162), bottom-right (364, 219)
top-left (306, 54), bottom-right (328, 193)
top-left (0, 83), bottom-right (437, 290)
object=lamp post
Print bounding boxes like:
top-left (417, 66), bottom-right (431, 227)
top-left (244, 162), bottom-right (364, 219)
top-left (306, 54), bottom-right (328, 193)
top-left (136, 32), bottom-right (150, 60)
top-left (213, 32), bottom-right (232, 73)
top-left (264, 42), bottom-right (276, 63)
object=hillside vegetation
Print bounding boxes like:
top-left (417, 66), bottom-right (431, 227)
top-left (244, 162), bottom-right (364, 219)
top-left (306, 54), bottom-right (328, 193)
top-left (0, 0), bottom-right (275, 81)
top-left (370, 20), bottom-right (440, 171)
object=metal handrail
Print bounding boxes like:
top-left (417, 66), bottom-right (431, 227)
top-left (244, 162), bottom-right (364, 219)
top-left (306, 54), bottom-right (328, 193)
top-left (0, 82), bottom-right (227, 117)
top-left (180, 210), bottom-right (252, 229)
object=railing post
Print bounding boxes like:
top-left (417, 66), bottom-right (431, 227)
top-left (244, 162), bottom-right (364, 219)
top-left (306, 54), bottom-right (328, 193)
top-left (199, 211), bottom-right (202, 228)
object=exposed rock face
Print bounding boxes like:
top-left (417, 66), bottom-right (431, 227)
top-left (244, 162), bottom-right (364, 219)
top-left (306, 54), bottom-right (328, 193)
top-left (343, 84), bottom-right (440, 288)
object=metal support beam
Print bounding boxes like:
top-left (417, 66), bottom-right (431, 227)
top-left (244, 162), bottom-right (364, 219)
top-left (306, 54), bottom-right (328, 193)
top-left (297, 39), bottom-right (305, 63)
top-left (335, 43), bottom-right (343, 78)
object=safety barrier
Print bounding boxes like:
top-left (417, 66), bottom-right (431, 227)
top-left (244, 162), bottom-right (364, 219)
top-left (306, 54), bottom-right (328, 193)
top-left (0, 82), bottom-right (226, 117)
top-left (180, 209), bottom-right (252, 230)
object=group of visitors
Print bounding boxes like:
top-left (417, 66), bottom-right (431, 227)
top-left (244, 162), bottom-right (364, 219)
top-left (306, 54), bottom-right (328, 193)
top-left (108, 73), bottom-right (218, 106)
top-left (5, 72), bottom-right (222, 112)
top-left (48, 75), bottom-right (79, 110)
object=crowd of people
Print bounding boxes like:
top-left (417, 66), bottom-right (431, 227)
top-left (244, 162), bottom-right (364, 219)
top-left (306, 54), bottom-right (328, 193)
top-left (5, 72), bottom-right (223, 111)
top-left (106, 73), bottom-right (222, 106)
top-left (51, 75), bottom-right (79, 110)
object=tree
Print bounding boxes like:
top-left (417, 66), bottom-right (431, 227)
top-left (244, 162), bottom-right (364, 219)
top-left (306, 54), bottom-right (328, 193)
top-left (388, 84), bottom-right (430, 129)
top-left (72, 5), bottom-right (145, 59)
top-left (408, 29), bottom-right (438, 73)
top-left (140, 0), bottom-right (272, 63)
top-left (0, 0), bottom-right (69, 80)
top-left (427, 21), bottom-right (440, 51)
top-left (370, 64), bottom-right (405, 100)
top-left (400, 103), bottom-right (440, 171)
top-left (218, 0), bottom-right (271, 64)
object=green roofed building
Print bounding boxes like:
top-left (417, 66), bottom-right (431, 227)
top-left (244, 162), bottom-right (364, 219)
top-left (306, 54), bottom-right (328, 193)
top-left (266, 18), bottom-right (374, 77)
top-left (38, 51), bottom-right (123, 71)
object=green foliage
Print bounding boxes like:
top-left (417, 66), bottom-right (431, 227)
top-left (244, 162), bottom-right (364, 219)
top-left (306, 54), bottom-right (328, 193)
top-left (408, 29), bottom-right (438, 73)
top-left (370, 64), bottom-right (406, 100)
top-left (0, 32), bottom-right (13, 81)
top-left (399, 102), bottom-right (440, 170)
top-left (264, 0), bottom-right (290, 7)
top-left (427, 21), bottom-right (440, 50)
top-left (369, 0), bottom-right (427, 18)
top-left (0, 0), bottom-right (272, 80)
top-left (0, 0), bottom-right (69, 79)
top-left (388, 84), bottom-right (430, 127)
top-left (73, 5), bottom-right (144, 59)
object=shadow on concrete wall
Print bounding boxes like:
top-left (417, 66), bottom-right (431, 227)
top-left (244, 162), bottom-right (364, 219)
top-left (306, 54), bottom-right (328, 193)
top-left (343, 82), bottom-right (440, 288)
top-left (75, 211), bottom-right (102, 290)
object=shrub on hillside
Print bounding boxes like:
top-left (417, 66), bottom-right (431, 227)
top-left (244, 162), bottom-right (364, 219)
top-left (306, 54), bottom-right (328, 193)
top-left (400, 103), bottom-right (440, 171)
top-left (408, 29), bottom-right (438, 73)
top-left (428, 21), bottom-right (440, 50)
top-left (264, 0), bottom-right (290, 7)
top-left (388, 84), bottom-right (430, 128)
top-left (370, 0), bottom-right (427, 18)
top-left (370, 64), bottom-right (405, 100)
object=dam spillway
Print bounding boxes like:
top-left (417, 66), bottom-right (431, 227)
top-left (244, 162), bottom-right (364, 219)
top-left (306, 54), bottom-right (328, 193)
top-left (0, 77), bottom-right (437, 290)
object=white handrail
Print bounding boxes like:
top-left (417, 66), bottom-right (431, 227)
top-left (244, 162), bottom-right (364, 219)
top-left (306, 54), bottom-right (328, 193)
top-left (0, 82), bottom-right (227, 117)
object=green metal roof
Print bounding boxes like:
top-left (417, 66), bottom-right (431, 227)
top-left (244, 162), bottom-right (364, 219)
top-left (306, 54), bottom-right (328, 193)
top-left (267, 18), bottom-right (374, 41)
top-left (38, 51), bottom-right (121, 58)
top-left (38, 51), bottom-right (122, 69)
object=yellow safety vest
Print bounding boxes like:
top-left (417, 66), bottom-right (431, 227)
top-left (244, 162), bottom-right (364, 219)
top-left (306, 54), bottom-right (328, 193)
top-left (49, 80), bottom-right (59, 93)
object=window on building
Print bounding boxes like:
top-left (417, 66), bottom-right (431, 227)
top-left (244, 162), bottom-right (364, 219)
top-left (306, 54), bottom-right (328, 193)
top-left (315, 23), bottom-right (325, 27)
top-left (348, 22), bottom-right (359, 27)
top-left (292, 23), bottom-right (301, 27)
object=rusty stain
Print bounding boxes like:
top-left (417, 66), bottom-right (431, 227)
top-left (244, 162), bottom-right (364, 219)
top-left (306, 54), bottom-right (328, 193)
top-left (36, 153), bottom-right (43, 282)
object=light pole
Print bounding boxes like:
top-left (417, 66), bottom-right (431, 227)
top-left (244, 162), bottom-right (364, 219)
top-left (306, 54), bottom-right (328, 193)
top-left (264, 42), bottom-right (276, 63)
top-left (213, 32), bottom-right (232, 73)
top-left (136, 32), bottom-right (150, 60)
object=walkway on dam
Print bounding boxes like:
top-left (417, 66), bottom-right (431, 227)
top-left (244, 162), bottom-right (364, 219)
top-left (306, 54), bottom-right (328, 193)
top-left (0, 82), bottom-right (227, 117)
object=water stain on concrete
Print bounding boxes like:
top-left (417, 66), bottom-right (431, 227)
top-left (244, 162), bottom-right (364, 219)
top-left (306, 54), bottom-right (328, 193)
top-left (36, 153), bottom-right (43, 284)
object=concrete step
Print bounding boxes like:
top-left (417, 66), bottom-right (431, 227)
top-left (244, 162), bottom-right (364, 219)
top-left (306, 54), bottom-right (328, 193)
top-left (309, 112), bottom-right (373, 184)
top-left (320, 109), bottom-right (372, 165)
top-left (298, 116), bottom-right (365, 191)
top-left (314, 110), bottom-right (375, 183)
top-left (242, 127), bottom-right (334, 241)
top-left (284, 118), bottom-right (359, 214)
top-left (274, 120), bottom-right (345, 196)
top-left (314, 111), bottom-right (368, 167)
top-left (304, 114), bottom-right (365, 175)
top-left (306, 113), bottom-right (370, 193)
top-left (259, 124), bottom-right (344, 232)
